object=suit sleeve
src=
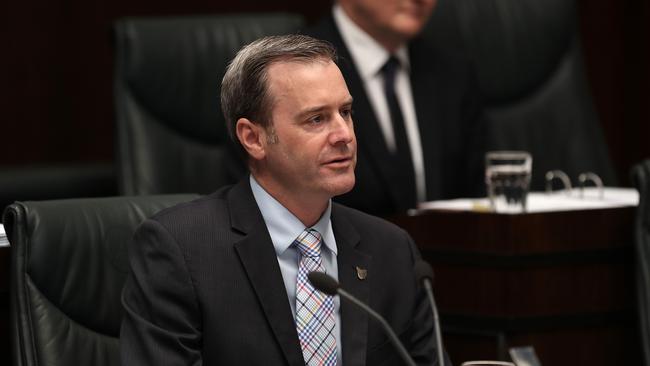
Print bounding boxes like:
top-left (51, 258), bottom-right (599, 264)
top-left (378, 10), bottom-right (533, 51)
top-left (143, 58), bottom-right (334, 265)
top-left (406, 233), bottom-right (453, 366)
top-left (120, 218), bottom-right (202, 366)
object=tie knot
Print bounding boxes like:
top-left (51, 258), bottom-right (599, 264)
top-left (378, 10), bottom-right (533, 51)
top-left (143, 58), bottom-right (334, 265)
top-left (294, 229), bottom-right (323, 258)
top-left (381, 56), bottom-right (401, 78)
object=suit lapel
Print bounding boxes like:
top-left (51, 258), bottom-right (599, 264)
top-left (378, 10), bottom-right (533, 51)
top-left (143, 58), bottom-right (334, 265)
top-left (409, 39), bottom-right (445, 200)
top-left (229, 180), bottom-right (305, 366)
top-left (332, 205), bottom-right (371, 366)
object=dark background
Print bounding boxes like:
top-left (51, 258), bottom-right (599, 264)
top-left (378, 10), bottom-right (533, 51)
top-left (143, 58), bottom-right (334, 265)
top-left (1, 1), bottom-right (648, 364)
top-left (1, 0), bottom-right (648, 183)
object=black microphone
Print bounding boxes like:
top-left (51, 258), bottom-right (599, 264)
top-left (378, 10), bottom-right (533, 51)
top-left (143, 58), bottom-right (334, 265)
top-left (308, 272), bottom-right (417, 366)
top-left (414, 260), bottom-right (446, 366)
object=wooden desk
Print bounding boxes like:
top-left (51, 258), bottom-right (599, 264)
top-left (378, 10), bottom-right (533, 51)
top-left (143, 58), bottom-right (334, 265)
top-left (0, 208), bottom-right (639, 365)
top-left (391, 207), bottom-right (641, 365)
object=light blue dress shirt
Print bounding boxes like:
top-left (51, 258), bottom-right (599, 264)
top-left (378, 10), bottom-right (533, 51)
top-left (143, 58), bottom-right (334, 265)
top-left (250, 176), bottom-right (342, 364)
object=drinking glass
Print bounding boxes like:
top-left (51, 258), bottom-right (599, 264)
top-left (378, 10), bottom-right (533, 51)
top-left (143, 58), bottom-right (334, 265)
top-left (485, 151), bottom-right (532, 213)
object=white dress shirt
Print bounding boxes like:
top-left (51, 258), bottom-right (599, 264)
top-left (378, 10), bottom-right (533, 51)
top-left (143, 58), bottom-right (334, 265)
top-left (249, 175), bottom-right (342, 365)
top-left (333, 4), bottom-right (427, 202)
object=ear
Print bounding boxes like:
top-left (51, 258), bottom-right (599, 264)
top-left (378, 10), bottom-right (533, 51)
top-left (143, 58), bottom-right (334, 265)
top-left (236, 118), bottom-right (266, 161)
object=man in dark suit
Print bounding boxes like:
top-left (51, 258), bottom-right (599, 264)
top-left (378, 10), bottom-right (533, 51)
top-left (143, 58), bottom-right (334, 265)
top-left (305, 0), bottom-right (486, 216)
top-left (121, 35), bottom-right (445, 365)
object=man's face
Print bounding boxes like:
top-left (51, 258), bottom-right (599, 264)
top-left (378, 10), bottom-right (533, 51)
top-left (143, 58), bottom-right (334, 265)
top-left (342, 0), bottom-right (436, 48)
top-left (259, 59), bottom-right (357, 202)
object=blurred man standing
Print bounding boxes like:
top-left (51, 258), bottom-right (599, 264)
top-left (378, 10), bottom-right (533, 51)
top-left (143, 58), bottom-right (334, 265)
top-left (306, 0), bottom-right (485, 216)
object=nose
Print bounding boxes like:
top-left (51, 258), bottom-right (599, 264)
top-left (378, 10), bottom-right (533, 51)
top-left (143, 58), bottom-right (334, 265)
top-left (329, 114), bottom-right (355, 145)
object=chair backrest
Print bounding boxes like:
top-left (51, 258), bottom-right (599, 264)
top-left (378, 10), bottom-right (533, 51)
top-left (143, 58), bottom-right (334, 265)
top-left (427, 0), bottom-right (616, 190)
top-left (0, 163), bottom-right (117, 221)
top-left (632, 159), bottom-right (650, 366)
top-left (3, 194), bottom-right (199, 366)
top-left (113, 14), bottom-right (304, 195)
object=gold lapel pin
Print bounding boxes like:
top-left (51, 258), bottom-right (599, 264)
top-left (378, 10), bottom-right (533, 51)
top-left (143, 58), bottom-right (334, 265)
top-left (355, 266), bottom-right (367, 280)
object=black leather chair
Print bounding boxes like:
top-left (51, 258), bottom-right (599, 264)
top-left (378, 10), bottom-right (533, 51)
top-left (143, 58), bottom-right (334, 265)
top-left (113, 14), bottom-right (304, 195)
top-left (0, 163), bottom-right (117, 221)
top-left (426, 0), bottom-right (617, 190)
top-left (3, 194), bottom-right (198, 366)
top-left (632, 159), bottom-right (650, 366)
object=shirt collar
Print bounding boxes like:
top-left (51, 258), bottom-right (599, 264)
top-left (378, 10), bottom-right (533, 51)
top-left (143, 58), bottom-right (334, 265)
top-left (249, 175), bottom-right (337, 256)
top-left (332, 4), bottom-right (411, 79)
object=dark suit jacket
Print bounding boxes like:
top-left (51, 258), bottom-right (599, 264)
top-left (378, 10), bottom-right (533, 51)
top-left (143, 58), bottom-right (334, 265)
top-left (120, 179), bottom-right (439, 365)
top-left (304, 15), bottom-right (486, 216)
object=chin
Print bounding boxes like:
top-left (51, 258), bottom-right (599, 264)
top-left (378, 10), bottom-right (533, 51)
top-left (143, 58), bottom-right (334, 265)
top-left (399, 25), bottom-right (425, 39)
top-left (392, 18), bottom-right (427, 37)
top-left (326, 175), bottom-right (356, 197)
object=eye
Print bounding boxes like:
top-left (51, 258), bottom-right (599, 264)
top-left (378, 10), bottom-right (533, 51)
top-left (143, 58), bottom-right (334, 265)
top-left (309, 115), bottom-right (323, 124)
top-left (340, 108), bottom-right (353, 119)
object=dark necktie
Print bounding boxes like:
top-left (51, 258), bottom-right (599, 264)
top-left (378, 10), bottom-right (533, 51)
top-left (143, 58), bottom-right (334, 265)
top-left (381, 56), bottom-right (417, 209)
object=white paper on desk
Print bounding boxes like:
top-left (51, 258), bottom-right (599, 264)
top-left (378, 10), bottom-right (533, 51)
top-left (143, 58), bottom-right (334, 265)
top-left (0, 223), bottom-right (7, 247)
top-left (418, 187), bottom-right (639, 214)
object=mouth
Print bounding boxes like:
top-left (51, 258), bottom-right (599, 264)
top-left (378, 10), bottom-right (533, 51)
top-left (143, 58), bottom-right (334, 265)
top-left (323, 156), bottom-right (354, 169)
top-left (400, 2), bottom-right (430, 17)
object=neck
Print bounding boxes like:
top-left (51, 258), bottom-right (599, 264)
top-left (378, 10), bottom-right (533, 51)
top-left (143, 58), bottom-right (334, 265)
top-left (369, 32), bottom-right (402, 54)
top-left (252, 173), bottom-right (329, 227)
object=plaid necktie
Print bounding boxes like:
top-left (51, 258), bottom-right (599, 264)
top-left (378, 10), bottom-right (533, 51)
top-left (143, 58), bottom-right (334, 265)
top-left (294, 228), bottom-right (337, 366)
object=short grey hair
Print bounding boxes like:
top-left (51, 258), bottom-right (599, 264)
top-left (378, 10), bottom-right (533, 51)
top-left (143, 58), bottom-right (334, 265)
top-left (220, 34), bottom-right (338, 156)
